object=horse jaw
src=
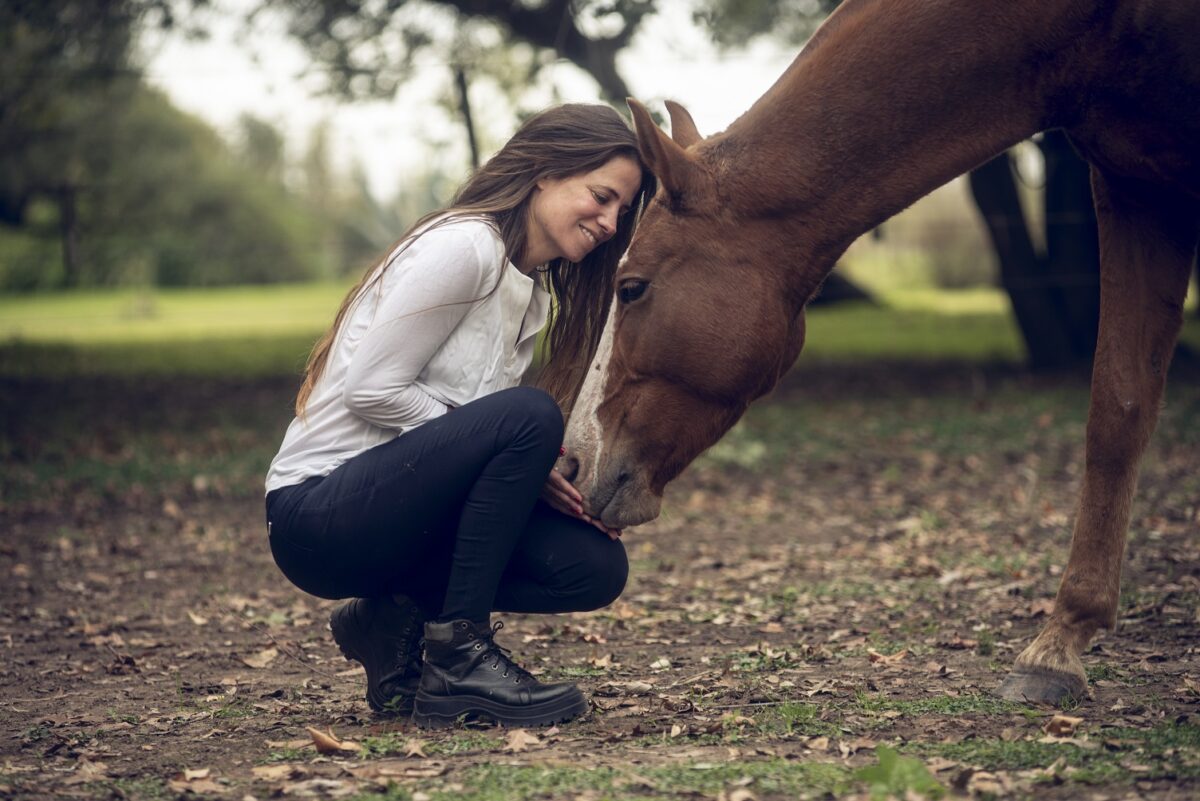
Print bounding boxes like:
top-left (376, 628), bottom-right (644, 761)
top-left (560, 301), bottom-right (663, 529)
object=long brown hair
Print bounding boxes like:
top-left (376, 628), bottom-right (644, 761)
top-left (295, 103), bottom-right (656, 417)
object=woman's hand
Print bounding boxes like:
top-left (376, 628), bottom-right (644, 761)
top-left (541, 469), bottom-right (623, 541)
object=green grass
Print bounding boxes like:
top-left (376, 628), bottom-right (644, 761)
top-left (10, 282), bottom-right (1196, 377)
top-left (853, 692), bottom-right (1030, 718)
top-left (923, 723), bottom-right (1200, 782)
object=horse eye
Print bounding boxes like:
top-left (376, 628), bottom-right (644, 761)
top-left (618, 280), bottom-right (648, 305)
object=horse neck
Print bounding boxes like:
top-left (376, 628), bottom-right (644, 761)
top-left (714, 0), bottom-right (1103, 289)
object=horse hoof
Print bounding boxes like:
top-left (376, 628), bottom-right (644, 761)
top-left (996, 668), bottom-right (1085, 704)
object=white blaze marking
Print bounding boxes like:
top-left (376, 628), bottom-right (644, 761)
top-left (566, 271), bottom-right (621, 493)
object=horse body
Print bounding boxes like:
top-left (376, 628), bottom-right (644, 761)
top-left (562, 0), bottom-right (1200, 702)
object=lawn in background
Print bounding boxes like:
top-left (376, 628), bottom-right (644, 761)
top-left (2, 281), bottom-right (1199, 377)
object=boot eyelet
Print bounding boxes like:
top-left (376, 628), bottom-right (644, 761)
top-left (473, 643), bottom-right (482, 650)
top-left (491, 663), bottom-right (498, 670)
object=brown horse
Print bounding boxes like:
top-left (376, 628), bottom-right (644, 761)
top-left (560, 0), bottom-right (1200, 704)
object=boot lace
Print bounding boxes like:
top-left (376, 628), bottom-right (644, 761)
top-left (379, 619), bottom-right (422, 685)
top-left (476, 621), bottom-right (535, 684)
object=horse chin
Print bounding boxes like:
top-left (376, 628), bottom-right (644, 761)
top-left (597, 483), bottom-right (662, 529)
top-left (585, 465), bottom-right (663, 529)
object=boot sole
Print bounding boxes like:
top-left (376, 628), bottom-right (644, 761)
top-left (330, 604), bottom-right (414, 715)
top-left (412, 690), bottom-right (588, 729)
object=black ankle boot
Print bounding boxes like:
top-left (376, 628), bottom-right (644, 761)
top-left (412, 619), bottom-right (588, 728)
top-left (329, 595), bottom-right (425, 715)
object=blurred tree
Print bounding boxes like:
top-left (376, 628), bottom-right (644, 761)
top-left (970, 135), bottom-right (1101, 369)
top-left (0, 0), bottom-right (334, 290)
top-left (0, 0), bottom-right (146, 283)
top-left (237, 113), bottom-right (287, 184)
top-left (257, 0), bottom-right (652, 102)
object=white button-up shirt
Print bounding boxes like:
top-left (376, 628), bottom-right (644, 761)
top-left (266, 216), bottom-right (551, 493)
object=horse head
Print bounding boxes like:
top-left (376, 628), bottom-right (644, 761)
top-left (560, 100), bottom-right (819, 528)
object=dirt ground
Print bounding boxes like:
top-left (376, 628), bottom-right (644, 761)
top-left (2, 364), bottom-right (1198, 800)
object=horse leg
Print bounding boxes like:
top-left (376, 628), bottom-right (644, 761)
top-left (998, 171), bottom-right (1198, 704)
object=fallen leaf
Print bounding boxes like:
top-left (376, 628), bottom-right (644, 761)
top-left (727, 789), bottom-right (758, 801)
top-left (242, 648), bottom-right (279, 669)
top-left (867, 648), bottom-right (908, 665)
top-left (62, 759), bottom-right (108, 786)
top-left (503, 729), bottom-right (541, 752)
top-left (186, 610), bottom-right (208, 626)
top-left (404, 738), bottom-right (428, 758)
top-left (252, 764), bottom-right (306, 781)
top-left (183, 768), bottom-right (210, 780)
top-left (306, 726), bottom-right (361, 754)
top-left (1043, 714), bottom-right (1084, 737)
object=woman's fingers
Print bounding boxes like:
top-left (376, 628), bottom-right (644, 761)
top-left (542, 477), bottom-right (584, 516)
top-left (581, 514), bottom-right (622, 540)
top-left (547, 470), bottom-right (583, 503)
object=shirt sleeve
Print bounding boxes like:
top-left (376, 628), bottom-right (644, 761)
top-left (342, 227), bottom-right (494, 430)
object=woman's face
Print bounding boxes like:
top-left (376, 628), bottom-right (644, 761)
top-left (524, 155), bottom-right (643, 270)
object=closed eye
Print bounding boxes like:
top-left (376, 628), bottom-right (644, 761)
top-left (618, 279), bottom-right (649, 305)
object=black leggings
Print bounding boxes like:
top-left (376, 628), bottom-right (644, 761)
top-left (265, 387), bottom-right (628, 622)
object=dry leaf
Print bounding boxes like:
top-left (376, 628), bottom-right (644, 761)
top-left (503, 729), bottom-right (541, 752)
top-left (404, 738), bottom-right (428, 758)
top-left (182, 768), bottom-right (210, 780)
top-left (867, 648), bottom-right (909, 665)
top-left (306, 726), bottom-right (362, 754)
top-left (669, 723), bottom-right (684, 738)
top-left (1042, 714), bottom-right (1084, 737)
top-left (186, 610), bottom-right (208, 626)
top-left (62, 759), bottom-right (108, 786)
top-left (242, 647), bottom-right (278, 669)
top-left (727, 789), bottom-right (758, 801)
top-left (252, 764), bottom-right (305, 781)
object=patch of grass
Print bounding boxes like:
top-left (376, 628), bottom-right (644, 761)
top-left (105, 777), bottom-right (172, 800)
top-left (12, 284), bottom-right (1198, 379)
top-left (854, 692), bottom-right (1029, 717)
top-left (211, 698), bottom-right (257, 720)
top-left (262, 747), bottom-right (308, 763)
top-left (547, 665), bottom-right (610, 679)
top-left (856, 745), bottom-right (946, 800)
top-left (753, 702), bottom-right (842, 738)
top-left (428, 759), bottom-right (855, 801)
top-left (360, 730), bottom-right (502, 759)
top-left (348, 784), bottom-right (413, 801)
top-left (922, 723), bottom-right (1200, 783)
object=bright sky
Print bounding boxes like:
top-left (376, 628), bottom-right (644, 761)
top-left (142, 1), bottom-right (799, 198)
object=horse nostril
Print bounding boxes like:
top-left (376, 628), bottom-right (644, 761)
top-left (560, 455), bottom-right (580, 483)
top-left (616, 470), bottom-right (631, 486)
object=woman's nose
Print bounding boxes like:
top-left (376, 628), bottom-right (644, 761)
top-left (598, 210), bottom-right (617, 239)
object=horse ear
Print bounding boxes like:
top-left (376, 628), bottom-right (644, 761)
top-left (664, 100), bottom-right (702, 148)
top-left (628, 98), bottom-right (700, 199)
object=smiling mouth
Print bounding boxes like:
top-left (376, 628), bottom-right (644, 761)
top-left (580, 225), bottom-right (598, 246)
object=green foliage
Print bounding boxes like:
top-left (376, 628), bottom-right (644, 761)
top-left (855, 746), bottom-right (946, 801)
top-left (694, 0), bottom-right (841, 49)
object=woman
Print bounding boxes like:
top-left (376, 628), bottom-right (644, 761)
top-left (264, 104), bottom-right (654, 728)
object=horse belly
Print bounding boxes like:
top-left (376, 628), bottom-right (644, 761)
top-left (1069, 117), bottom-right (1200, 200)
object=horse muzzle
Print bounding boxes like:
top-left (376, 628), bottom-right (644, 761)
top-left (556, 449), bottom-right (662, 529)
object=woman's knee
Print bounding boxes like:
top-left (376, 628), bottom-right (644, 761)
top-left (504, 386), bottom-right (564, 445)
top-left (579, 539), bottom-right (629, 610)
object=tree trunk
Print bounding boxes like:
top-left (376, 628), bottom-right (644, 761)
top-left (454, 65), bottom-right (480, 170)
top-left (59, 184), bottom-right (81, 288)
top-left (1041, 131), bottom-right (1100, 360)
top-left (968, 153), bottom-right (1078, 369)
